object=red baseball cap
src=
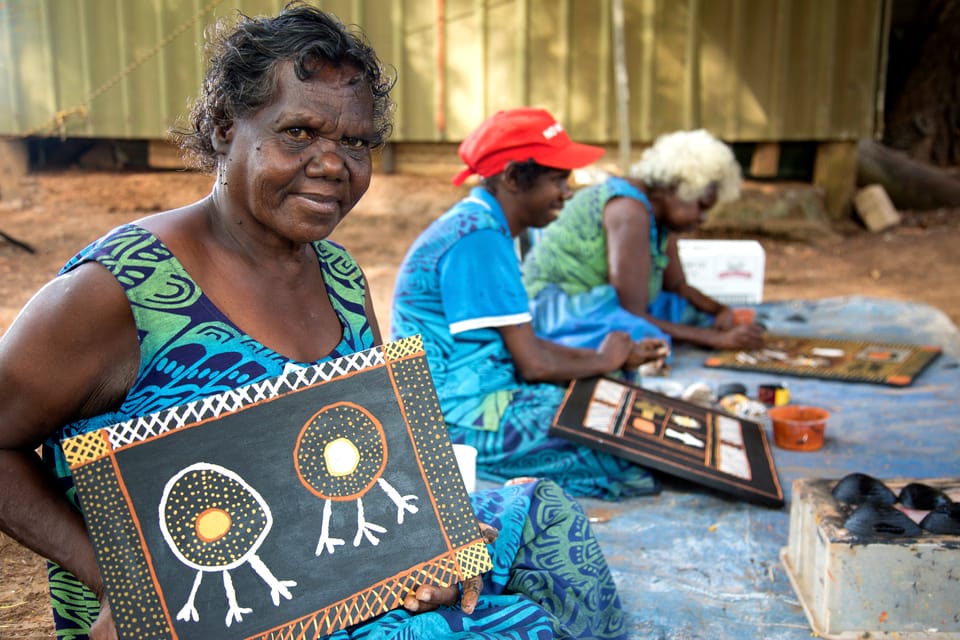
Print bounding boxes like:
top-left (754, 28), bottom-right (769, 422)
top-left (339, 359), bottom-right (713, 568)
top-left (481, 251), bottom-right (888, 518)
top-left (452, 107), bottom-right (605, 186)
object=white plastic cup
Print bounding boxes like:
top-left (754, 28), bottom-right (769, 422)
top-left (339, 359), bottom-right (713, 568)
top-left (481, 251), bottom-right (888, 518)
top-left (452, 444), bottom-right (478, 493)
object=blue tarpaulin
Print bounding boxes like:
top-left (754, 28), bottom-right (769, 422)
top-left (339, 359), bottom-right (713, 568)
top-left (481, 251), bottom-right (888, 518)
top-left (492, 296), bottom-right (960, 639)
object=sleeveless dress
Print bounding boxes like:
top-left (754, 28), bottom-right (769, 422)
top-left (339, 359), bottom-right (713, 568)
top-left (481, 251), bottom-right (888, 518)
top-left (391, 188), bottom-right (659, 500)
top-left (41, 224), bottom-right (626, 640)
top-left (522, 176), bottom-right (709, 350)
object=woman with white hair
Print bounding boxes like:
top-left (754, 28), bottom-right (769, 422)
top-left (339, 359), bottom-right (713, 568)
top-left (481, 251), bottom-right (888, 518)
top-left (522, 129), bottom-right (766, 352)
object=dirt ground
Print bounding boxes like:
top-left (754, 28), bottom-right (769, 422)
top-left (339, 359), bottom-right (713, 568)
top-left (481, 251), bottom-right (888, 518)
top-left (1, 169), bottom-right (959, 637)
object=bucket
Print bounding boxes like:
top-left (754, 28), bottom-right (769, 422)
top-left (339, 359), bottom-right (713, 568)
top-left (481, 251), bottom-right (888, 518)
top-left (452, 444), bottom-right (478, 493)
top-left (769, 405), bottom-right (830, 451)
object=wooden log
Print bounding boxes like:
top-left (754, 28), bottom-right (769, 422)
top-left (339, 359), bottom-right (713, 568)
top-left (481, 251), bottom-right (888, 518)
top-left (857, 138), bottom-right (960, 210)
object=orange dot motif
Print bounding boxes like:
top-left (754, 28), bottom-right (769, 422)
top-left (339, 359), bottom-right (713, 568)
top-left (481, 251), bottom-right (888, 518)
top-left (195, 508), bottom-right (232, 543)
top-left (160, 464), bottom-right (269, 570)
top-left (294, 402), bottom-right (387, 501)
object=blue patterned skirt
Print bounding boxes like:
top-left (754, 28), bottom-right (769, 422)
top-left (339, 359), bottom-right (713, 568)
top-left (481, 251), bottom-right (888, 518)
top-left (451, 383), bottom-right (660, 500)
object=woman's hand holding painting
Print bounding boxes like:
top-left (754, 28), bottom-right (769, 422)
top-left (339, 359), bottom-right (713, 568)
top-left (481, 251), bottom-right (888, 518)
top-left (402, 521), bottom-right (498, 615)
top-left (711, 306), bottom-right (736, 331)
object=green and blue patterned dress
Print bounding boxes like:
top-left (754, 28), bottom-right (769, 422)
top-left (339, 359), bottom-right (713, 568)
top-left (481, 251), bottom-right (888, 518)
top-left (522, 176), bottom-right (709, 350)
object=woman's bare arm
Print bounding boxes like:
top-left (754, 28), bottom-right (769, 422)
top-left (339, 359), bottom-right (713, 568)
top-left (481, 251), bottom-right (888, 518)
top-left (661, 236), bottom-right (727, 316)
top-left (0, 264), bottom-right (139, 600)
top-left (498, 323), bottom-right (633, 383)
top-left (604, 201), bottom-right (763, 350)
top-left (605, 197), bottom-right (654, 315)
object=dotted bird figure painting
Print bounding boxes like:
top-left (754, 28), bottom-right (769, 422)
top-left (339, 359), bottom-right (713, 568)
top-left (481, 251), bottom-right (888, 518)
top-left (61, 336), bottom-right (492, 639)
top-left (294, 402), bottom-right (419, 556)
top-left (158, 463), bottom-right (297, 627)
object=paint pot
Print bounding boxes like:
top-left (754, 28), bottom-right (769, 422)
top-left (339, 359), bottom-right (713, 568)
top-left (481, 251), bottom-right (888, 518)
top-left (769, 405), bottom-right (830, 451)
top-left (716, 382), bottom-right (748, 398)
top-left (732, 308), bottom-right (757, 325)
top-left (758, 383), bottom-right (790, 407)
top-left (452, 444), bottom-right (478, 493)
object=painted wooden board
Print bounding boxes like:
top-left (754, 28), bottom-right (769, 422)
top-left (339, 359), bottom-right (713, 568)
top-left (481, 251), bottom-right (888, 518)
top-left (704, 334), bottom-right (942, 386)
top-left (62, 335), bottom-right (492, 640)
top-left (551, 376), bottom-right (784, 508)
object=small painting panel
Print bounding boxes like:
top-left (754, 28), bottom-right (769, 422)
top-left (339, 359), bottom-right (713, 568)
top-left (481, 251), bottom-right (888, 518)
top-left (551, 376), bottom-right (784, 508)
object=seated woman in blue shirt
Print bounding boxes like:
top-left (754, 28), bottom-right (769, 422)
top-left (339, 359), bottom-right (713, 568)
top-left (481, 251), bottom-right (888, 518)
top-left (391, 107), bottom-right (668, 500)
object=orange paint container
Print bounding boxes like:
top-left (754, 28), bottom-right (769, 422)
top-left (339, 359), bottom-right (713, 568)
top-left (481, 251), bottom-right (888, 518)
top-left (732, 308), bottom-right (757, 325)
top-left (769, 405), bottom-right (830, 451)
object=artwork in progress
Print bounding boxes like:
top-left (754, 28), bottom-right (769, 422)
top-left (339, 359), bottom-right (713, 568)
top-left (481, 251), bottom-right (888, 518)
top-left (551, 376), bottom-right (784, 507)
top-left (704, 334), bottom-right (941, 386)
top-left (62, 335), bottom-right (492, 640)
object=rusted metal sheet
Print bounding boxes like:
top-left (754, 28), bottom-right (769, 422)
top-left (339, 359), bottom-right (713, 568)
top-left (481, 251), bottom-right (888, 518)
top-left (0, 0), bottom-right (889, 144)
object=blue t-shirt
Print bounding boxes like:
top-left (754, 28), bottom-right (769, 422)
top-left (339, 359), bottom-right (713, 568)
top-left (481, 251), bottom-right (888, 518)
top-left (391, 188), bottom-right (528, 427)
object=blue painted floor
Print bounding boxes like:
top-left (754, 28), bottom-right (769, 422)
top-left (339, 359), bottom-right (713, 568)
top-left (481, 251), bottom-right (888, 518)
top-left (510, 296), bottom-right (960, 639)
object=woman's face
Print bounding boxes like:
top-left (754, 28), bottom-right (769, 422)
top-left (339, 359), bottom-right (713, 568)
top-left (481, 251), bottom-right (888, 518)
top-left (515, 168), bottom-right (575, 229)
top-left (661, 182), bottom-right (719, 232)
top-left (214, 61), bottom-right (375, 245)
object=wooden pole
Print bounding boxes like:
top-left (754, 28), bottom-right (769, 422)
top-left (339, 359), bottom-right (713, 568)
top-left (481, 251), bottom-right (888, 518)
top-left (612, 0), bottom-right (631, 175)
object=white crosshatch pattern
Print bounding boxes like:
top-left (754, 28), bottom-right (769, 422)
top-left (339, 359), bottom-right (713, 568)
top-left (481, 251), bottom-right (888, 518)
top-left (106, 347), bottom-right (386, 450)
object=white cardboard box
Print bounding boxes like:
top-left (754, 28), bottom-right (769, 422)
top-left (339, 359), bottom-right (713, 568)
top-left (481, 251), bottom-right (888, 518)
top-left (677, 239), bottom-right (765, 305)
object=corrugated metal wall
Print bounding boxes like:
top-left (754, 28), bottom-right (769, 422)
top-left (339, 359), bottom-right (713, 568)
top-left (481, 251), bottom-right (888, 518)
top-left (0, 0), bottom-right (889, 144)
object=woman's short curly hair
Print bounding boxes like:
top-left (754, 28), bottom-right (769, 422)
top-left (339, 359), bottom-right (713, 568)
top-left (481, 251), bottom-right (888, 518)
top-left (175, 2), bottom-right (395, 173)
top-left (630, 129), bottom-right (742, 204)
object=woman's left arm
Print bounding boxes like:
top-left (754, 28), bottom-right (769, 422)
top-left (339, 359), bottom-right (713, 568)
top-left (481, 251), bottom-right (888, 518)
top-left (661, 235), bottom-right (730, 320)
top-left (605, 197), bottom-right (654, 315)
